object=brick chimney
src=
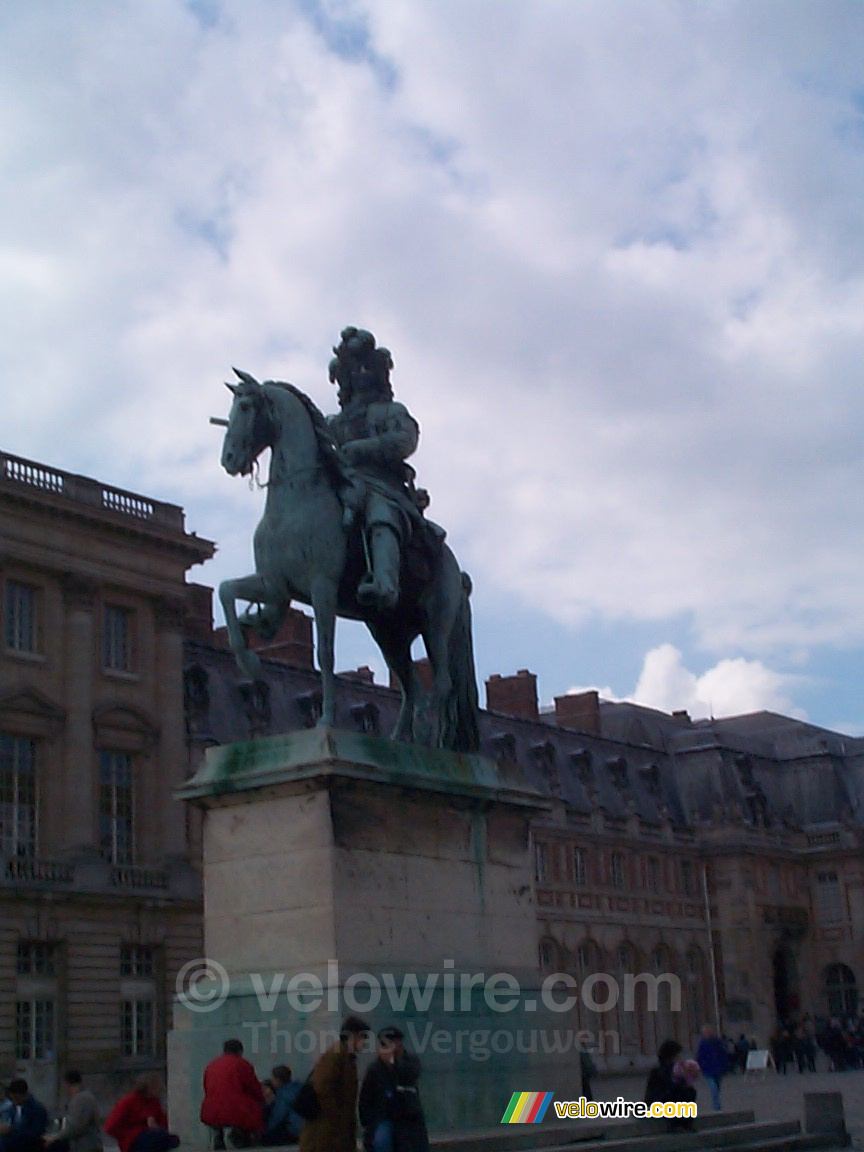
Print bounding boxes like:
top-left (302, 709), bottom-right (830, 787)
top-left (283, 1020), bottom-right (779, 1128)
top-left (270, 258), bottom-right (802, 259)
top-left (250, 607), bottom-right (314, 669)
top-left (213, 607), bottom-right (315, 668)
top-left (554, 690), bottom-right (601, 735)
top-left (485, 669), bottom-right (538, 720)
top-left (341, 666), bottom-right (376, 685)
top-left (185, 583), bottom-right (216, 643)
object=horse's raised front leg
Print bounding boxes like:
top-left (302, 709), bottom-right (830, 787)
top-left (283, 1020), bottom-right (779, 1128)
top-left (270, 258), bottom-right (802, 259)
top-left (310, 575), bottom-right (338, 727)
top-left (218, 574), bottom-right (269, 682)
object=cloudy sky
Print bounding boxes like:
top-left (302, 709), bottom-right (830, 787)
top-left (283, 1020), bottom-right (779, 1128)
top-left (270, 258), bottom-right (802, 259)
top-left (4, 0), bottom-right (864, 731)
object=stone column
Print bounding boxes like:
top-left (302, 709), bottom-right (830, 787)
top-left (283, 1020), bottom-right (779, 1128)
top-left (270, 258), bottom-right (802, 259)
top-left (155, 596), bottom-right (189, 864)
top-left (60, 574), bottom-right (98, 857)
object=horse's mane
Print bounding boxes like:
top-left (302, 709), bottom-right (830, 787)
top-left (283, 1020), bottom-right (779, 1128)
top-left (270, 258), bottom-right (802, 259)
top-left (264, 380), bottom-right (352, 492)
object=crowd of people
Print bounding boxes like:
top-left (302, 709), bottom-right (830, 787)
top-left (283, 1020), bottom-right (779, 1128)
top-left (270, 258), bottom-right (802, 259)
top-left (199, 1019), bottom-right (429, 1152)
top-left (643, 1014), bottom-right (864, 1129)
top-left (0, 1072), bottom-right (178, 1152)
top-left (0, 1016), bottom-right (428, 1152)
top-left (780, 1016), bottom-right (864, 1073)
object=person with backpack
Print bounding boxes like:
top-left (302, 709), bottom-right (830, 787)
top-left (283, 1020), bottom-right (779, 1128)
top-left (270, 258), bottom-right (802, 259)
top-left (298, 1016), bottom-right (370, 1152)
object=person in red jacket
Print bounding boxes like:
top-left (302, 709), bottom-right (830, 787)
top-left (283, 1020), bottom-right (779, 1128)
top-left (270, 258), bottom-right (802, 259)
top-left (104, 1074), bottom-right (179, 1152)
top-left (201, 1039), bottom-right (265, 1149)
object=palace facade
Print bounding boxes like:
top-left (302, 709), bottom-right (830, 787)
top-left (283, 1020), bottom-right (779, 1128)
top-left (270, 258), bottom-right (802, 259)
top-left (2, 449), bottom-right (863, 1098)
top-left (0, 451), bottom-right (213, 1101)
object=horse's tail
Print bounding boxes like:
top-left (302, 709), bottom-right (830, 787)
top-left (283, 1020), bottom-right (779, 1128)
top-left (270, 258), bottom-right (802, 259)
top-left (444, 570), bottom-right (481, 753)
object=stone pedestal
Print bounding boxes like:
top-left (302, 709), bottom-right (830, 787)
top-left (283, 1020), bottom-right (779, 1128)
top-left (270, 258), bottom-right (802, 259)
top-left (169, 728), bottom-right (580, 1138)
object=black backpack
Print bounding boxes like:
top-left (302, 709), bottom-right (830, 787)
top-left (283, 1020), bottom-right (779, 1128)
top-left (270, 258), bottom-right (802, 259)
top-left (292, 1078), bottom-right (320, 1122)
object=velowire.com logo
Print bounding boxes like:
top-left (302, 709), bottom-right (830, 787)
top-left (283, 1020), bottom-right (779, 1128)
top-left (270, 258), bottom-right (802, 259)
top-left (500, 1092), bottom-right (554, 1123)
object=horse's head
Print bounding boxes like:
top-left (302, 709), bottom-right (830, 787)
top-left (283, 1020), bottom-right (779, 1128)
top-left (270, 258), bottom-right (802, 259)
top-left (220, 369), bottom-right (274, 477)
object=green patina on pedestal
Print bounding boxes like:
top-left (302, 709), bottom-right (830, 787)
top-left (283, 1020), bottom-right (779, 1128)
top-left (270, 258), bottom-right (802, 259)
top-left (169, 730), bottom-right (581, 1139)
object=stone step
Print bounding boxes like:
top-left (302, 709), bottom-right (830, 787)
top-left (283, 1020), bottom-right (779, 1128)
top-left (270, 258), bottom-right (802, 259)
top-left (727, 1136), bottom-right (845, 1152)
top-left (528, 1120), bottom-right (802, 1152)
top-left (430, 1110), bottom-right (757, 1152)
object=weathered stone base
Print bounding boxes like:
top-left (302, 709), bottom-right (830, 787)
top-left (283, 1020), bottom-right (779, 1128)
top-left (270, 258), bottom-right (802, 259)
top-left (169, 980), bottom-right (583, 1140)
top-left (169, 728), bottom-right (580, 1138)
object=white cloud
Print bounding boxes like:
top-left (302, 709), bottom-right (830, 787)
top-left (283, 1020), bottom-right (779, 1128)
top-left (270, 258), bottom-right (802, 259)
top-left (631, 643), bottom-right (802, 720)
top-left (569, 642), bottom-right (803, 720)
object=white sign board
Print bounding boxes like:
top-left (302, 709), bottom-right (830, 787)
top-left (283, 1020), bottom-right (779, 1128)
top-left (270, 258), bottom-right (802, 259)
top-left (746, 1049), bottom-right (772, 1071)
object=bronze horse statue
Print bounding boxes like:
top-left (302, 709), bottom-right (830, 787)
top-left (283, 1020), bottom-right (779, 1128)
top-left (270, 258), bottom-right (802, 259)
top-left (216, 372), bottom-right (480, 753)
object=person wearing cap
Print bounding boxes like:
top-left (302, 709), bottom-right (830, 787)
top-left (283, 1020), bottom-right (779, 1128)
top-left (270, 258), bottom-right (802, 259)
top-left (359, 1027), bottom-right (428, 1152)
top-left (299, 1016), bottom-right (370, 1152)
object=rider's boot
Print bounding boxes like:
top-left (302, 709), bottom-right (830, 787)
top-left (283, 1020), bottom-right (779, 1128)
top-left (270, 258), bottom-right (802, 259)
top-left (357, 525), bottom-right (400, 610)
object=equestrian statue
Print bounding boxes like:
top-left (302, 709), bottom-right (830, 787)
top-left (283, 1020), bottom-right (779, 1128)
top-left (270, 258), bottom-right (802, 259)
top-left (214, 327), bottom-right (481, 753)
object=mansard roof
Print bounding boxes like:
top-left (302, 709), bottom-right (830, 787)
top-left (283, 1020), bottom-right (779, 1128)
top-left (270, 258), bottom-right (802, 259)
top-left (184, 638), bottom-right (864, 838)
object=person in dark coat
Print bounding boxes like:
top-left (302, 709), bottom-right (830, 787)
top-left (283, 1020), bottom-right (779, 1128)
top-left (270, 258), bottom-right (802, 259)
top-left (0, 1080), bottom-right (48, 1152)
top-left (644, 1040), bottom-right (696, 1131)
top-left (299, 1016), bottom-right (370, 1152)
top-left (359, 1027), bottom-right (429, 1152)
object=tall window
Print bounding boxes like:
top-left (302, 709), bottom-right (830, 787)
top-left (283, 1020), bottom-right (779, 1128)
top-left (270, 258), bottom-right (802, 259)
top-left (100, 752), bottom-right (133, 864)
top-left (686, 948), bottom-right (707, 1033)
top-left (16, 999), bottom-right (55, 1060)
top-left (121, 1000), bottom-right (155, 1057)
top-left (103, 606), bottom-right (132, 672)
top-left (577, 942), bottom-right (596, 978)
top-left (616, 944), bottom-right (639, 1047)
top-left (611, 852), bottom-right (626, 889)
top-left (120, 944), bottom-right (154, 978)
top-left (5, 582), bottom-right (37, 653)
top-left (816, 872), bottom-right (844, 924)
top-left (0, 734), bottom-right (37, 858)
top-left (538, 940), bottom-right (556, 971)
top-left (681, 860), bottom-right (697, 896)
top-left (825, 964), bottom-right (858, 1019)
top-left (572, 846), bottom-right (588, 887)
top-left (534, 841), bottom-right (548, 884)
top-left (17, 942), bottom-right (55, 976)
top-left (646, 857), bottom-right (661, 893)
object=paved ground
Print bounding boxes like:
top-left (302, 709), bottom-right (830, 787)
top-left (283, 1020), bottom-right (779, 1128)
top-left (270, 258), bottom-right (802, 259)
top-left (593, 1067), bottom-right (864, 1146)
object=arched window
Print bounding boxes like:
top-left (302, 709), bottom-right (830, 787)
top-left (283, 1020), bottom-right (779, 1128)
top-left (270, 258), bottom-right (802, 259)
top-left (616, 943), bottom-right (635, 973)
top-left (686, 947), bottom-right (708, 1036)
top-left (652, 945), bottom-right (671, 974)
top-left (577, 941), bottom-right (598, 977)
top-left (651, 944), bottom-right (680, 1046)
top-left (538, 938), bottom-right (557, 972)
top-left (615, 943), bottom-right (639, 1049)
top-left (576, 940), bottom-right (604, 1038)
top-left (825, 964), bottom-right (858, 1019)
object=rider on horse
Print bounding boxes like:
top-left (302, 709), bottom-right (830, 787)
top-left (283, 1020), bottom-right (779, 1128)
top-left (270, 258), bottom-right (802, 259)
top-left (327, 327), bottom-right (444, 612)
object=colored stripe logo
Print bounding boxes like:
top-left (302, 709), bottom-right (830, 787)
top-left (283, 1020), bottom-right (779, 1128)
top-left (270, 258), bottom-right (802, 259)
top-left (500, 1091), bottom-right (554, 1123)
